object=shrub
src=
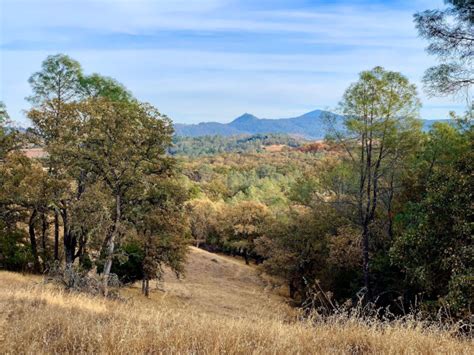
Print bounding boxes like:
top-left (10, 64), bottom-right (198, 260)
top-left (96, 242), bottom-right (144, 284)
top-left (0, 228), bottom-right (34, 271)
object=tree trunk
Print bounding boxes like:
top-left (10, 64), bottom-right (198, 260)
top-left (386, 173), bottom-right (395, 242)
top-left (41, 212), bottom-right (48, 265)
top-left (102, 193), bottom-right (121, 295)
top-left (244, 249), bottom-right (249, 265)
top-left (54, 210), bottom-right (59, 261)
top-left (144, 278), bottom-right (150, 297)
top-left (362, 223), bottom-right (370, 301)
top-left (62, 208), bottom-right (75, 267)
top-left (289, 280), bottom-right (297, 299)
top-left (75, 229), bottom-right (88, 262)
top-left (28, 210), bottom-right (41, 273)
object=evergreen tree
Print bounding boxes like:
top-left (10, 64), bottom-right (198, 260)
top-left (415, 0), bottom-right (473, 97)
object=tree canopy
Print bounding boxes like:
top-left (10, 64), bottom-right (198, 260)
top-left (415, 0), bottom-right (474, 97)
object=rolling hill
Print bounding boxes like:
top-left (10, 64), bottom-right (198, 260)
top-left (174, 109), bottom-right (336, 139)
top-left (174, 109), bottom-right (452, 139)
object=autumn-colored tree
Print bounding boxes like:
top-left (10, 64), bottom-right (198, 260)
top-left (219, 201), bottom-right (269, 264)
top-left (186, 198), bottom-right (218, 247)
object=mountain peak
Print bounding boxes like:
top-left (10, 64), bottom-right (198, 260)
top-left (173, 109), bottom-right (446, 139)
top-left (298, 109), bottom-right (323, 117)
top-left (230, 113), bottom-right (258, 124)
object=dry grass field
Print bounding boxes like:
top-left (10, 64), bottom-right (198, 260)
top-left (0, 247), bottom-right (472, 354)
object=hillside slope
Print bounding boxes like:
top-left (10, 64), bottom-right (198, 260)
top-left (174, 110), bottom-right (453, 138)
top-left (174, 110), bottom-right (336, 138)
top-left (0, 248), bottom-right (472, 354)
top-left (126, 246), bottom-right (292, 321)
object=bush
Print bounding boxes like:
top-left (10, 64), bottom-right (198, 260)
top-left (0, 228), bottom-right (34, 271)
top-left (79, 252), bottom-right (93, 271)
top-left (96, 242), bottom-right (144, 284)
top-left (46, 262), bottom-right (121, 297)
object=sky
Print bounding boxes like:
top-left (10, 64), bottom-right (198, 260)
top-left (0, 0), bottom-right (467, 126)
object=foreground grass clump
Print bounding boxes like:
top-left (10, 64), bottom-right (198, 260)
top-left (0, 271), bottom-right (472, 354)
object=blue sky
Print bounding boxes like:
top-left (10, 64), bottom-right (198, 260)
top-left (0, 0), bottom-right (466, 126)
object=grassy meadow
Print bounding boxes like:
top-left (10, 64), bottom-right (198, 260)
top-left (0, 247), bottom-right (472, 354)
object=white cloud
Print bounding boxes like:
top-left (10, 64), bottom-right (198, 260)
top-left (0, 0), bottom-right (465, 125)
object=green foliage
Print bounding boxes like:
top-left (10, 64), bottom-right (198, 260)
top-left (76, 99), bottom-right (174, 192)
top-left (27, 54), bottom-right (83, 105)
top-left (0, 225), bottom-right (33, 271)
top-left (97, 242), bottom-right (145, 284)
top-left (0, 101), bottom-right (9, 126)
top-left (79, 73), bottom-right (134, 102)
top-left (0, 102), bottom-right (18, 160)
top-left (415, 0), bottom-right (473, 97)
top-left (392, 124), bottom-right (473, 317)
top-left (332, 66), bottom-right (422, 299)
top-left (27, 54), bottom-right (133, 106)
top-left (218, 201), bottom-right (269, 264)
top-left (256, 204), bottom-right (344, 301)
top-left (3, 52), bottom-right (473, 319)
top-left (187, 198), bottom-right (219, 247)
top-left (170, 134), bottom-right (304, 157)
top-left (181, 150), bottom-right (318, 204)
top-left (1, 55), bottom-right (188, 297)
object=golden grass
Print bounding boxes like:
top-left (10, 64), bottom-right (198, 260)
top-left (135, 246), bottom-right (295, 321)
top-left (0, 248), bottom-right (472, 354)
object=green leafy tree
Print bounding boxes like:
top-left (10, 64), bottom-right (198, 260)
top-left (75, 99), bottom-right (174, 293)
top-left (0, 102), bottom-right (27, 271)
top-left (27, 54), bottom-right (135, 265)
top-left (128, 177), bottom-right (189, 296)
top-left (0, 153), bottom-right (53, 272)
top-left (392, 123), bottom-right (473, 317)
top-left (0, 102), bottom-right (18, 161)
top-left (256, 205), bottom-right (342, 302)
top-left (79, 73), bottom-right (134, 102)
top-left (27, 54), bottom-right (83, 107)
top-left (28, 102), bottom-right (83, 263)
top-left (328, 67), bottom-right (421, 300)
top-left (27, 54), bottom-right (84, 261)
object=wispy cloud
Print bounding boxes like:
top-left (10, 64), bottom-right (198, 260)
top-left (0, 0), bottom-right (463, 126)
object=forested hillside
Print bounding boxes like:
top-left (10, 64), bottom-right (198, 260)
top-left (170, 133), bottom-right (306, 156)
top-left (174, 110), bottom-right (453, 138)
top-left (1, 49), bottom-right (472, 321)
top-left (0, 0), bottom-right (472, 352)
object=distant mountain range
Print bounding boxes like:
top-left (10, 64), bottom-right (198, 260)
top-left (174, 110), bottom-right (452, 139)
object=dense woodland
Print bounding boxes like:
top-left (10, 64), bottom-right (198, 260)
top-left (0, 0), bottom-right (472, 321)
top-left (170, 134), bottom-right (305, 156)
